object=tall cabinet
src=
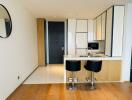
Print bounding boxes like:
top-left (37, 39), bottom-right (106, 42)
top-left (105, 6), bottom-right (124, 57)
top-left (68, 19), bottom-right (90, 55)
top-left (76, 20), bottom-right (88, 55)
top-left (37, 18), bottom-right (45, 66)
top-left (67, 19), bottom-right (76, 55)
top-left (105, 7), bottom-right (113, 56)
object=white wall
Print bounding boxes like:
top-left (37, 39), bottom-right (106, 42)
top-left (121, 3), bottom-right (132, 81)
top-left (0, 0), bottom-right (38, 99)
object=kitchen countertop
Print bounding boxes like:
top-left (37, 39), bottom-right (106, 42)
top-left (64, 55), bottom-right (122, 60)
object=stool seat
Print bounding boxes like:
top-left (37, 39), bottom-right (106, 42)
top-left (66, 60), bottom-right (81, 71)
top-left (84, 60), bottom-right (102, 72)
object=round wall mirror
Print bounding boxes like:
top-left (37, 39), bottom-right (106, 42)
top-left (0, 4), bottom-right (12, 38)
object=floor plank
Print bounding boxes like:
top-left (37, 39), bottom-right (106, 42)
top-left (7, 83), bottom-right (132, 100)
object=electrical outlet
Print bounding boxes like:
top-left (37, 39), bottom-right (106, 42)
top-left (17, 76), bottom-right (20, 80)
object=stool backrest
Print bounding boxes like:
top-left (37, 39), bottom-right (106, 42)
top-left (66, 60), bottom-right (81, 71)
top-left (86, 60), bottom-right (102, 72)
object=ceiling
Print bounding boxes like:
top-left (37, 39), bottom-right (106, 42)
top-left (21, 0), bottom-right (129, 19)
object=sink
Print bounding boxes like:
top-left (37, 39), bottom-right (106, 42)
top-left (90, 55), bottom-right (102, 57)
top-left (79, 53), bottom-right (105, 57)
top-left (91, 54), bottom-right (105, 57)
top-left (79, 55), bottom-right (89, 57)
top-left (79, 54), bottom-right (104, 57)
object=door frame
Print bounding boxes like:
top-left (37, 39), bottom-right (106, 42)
top-left (45, 19), bottom-right (67, 64)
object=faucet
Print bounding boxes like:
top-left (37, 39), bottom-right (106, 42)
top-left (87, 47), bottom-right (93, 57)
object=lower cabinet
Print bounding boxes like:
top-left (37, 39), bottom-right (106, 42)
top-left (66, 60), bottom-right (121, 82)
top-left (94, 60), bottom-right (121, 81)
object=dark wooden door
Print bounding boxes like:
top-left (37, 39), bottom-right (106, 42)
top-left (48, 21), bottom-right (64, 64)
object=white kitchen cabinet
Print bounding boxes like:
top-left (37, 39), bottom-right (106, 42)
top-left (88, 20), bottom-right (94, 42)
top-left (68, 19), bottom-right (76, 55)
top-left (94, 12), bottom-right (106, 41)
top-left (96, 16), bottom-right (102, 40)
top-left (112, 6), bottom-right (124, 56)
top-left (93, 19), bottom-right (97, 40)
top-left (101, 12), bottom-right (106, 40)
top-left (105, 7), bottom-right (113, 56)
top-left (76, 33), bottom-right (88, 48)
top-left (76, 19), bottom-right (88, 55)
top-left (105, 6), bottom-right (124, 57)
top-left (76, 20), bottom-right (88, 32)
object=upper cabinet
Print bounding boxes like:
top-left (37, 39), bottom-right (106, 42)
top-left (93, 19), bottom-right (97, 40)
top-left (94, 12), bottom-right (106, 40)
top-left (76, 20), bottom-right (88, 32)
top-left (105, 7), bottom-right (113, 56)
top-left (96, 16), bottom-right (102, 40)
top-left (101, 12), bottom-right (106, 40)
top-left (88, 20), bottom-right (94, 42)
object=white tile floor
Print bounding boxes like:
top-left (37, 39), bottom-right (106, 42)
top-left (24, 64), bottom-right (64, 84)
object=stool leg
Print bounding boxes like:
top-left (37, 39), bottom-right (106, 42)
top-left (68, 72), bottom-right (77, 90)
top-left (71, 72), bottom-right (75, 89)
top-left (86, 71), bottom-right (91, 82)
top-left (90, 71), bottom-right (96, 90)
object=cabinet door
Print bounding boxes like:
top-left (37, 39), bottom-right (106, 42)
top-left (88, 20), bottom-right (94, 42)
top-left (93, 19), bottom-right (97, 40)
top-left (76, 33), bottom-right (87, 48)
top-left (101, 12), bottom-right (106, 40)
top-left (95, 60), bottom-right (121, 81)
top-left (37, 19), bottom-right (45, 65)
top-left (68, 19), bottom-right (76, 55)
top-left (105, 7), bottom-right (113, 56)
top-left (96, 16), bottom-right (102, 40)
top-left (112, 6), bottom-right (124, 56)
top-left (76, 20), bottom-right (88, 32)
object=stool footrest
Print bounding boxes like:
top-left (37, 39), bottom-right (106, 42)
top-left (86, 77), bottom-right (96, 82)
top-left (68, 77), bottom-right (78, 83)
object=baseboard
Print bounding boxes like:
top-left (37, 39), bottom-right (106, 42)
top-left (6, 65), bottom-right (39, 99)
top-left (22, 66), bottom-right (39, 83)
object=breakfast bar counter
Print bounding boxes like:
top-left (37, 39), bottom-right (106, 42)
top-left (64, 55), bottom-right (122, 83)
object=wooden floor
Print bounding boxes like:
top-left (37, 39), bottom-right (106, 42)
top-left (7, 83), bottom-right (132, 100)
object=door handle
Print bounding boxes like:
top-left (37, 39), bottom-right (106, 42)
top-left (61, 47), bottom-right (64, 51)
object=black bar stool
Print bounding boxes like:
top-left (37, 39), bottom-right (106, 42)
top-left (84, 60), bottom-right (102, 89)
top-left (66, 60), bottom-right (81, 90)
